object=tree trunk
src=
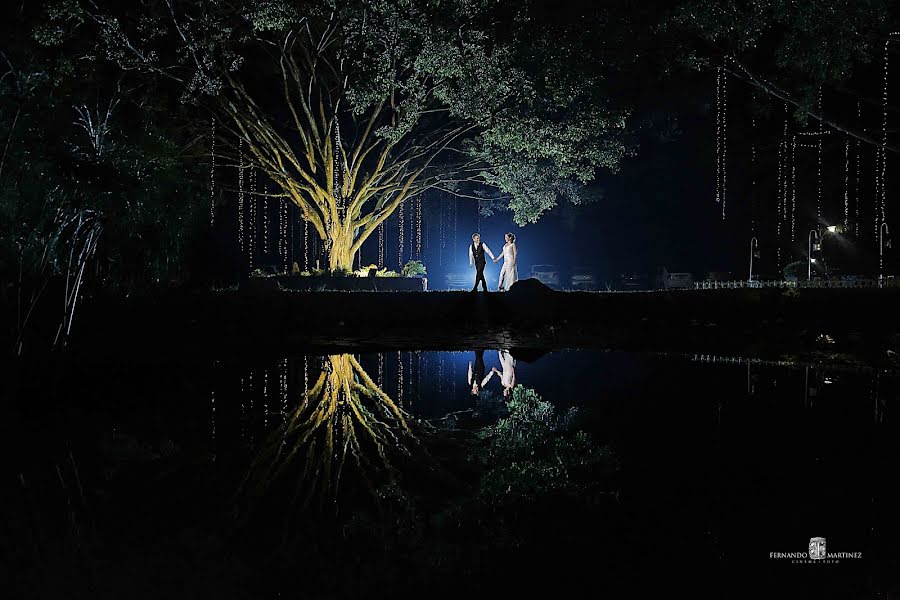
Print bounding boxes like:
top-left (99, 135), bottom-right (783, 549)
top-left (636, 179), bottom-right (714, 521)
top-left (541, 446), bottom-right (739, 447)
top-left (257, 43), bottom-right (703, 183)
top-left (326, 225), bottom-right (356, 272)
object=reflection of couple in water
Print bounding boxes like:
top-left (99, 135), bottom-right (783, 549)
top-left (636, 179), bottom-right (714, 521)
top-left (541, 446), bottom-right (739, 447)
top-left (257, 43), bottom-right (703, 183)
top-left (467, 349), bottom-right (516, 397)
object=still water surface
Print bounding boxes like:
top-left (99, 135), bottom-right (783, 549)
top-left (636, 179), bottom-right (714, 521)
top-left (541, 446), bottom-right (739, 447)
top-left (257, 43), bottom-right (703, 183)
top-left (11, 349), bottom-right (900, 598)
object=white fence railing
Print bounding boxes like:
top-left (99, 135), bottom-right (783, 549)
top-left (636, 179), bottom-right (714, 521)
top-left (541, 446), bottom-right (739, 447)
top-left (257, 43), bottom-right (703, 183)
top-left (692, 278), bottom-right (898, 290)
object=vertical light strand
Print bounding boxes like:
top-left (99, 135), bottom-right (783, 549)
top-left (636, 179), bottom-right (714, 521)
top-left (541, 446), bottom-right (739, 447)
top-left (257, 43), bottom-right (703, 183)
top-left (249, 168), bottom-right (256, 269)
top-left (817, 89), bottom-right (823, 221)
top-left (303, 355), bottom-right (308, 397)
top-left (750, 116), bottom-right (756, 236)
top-left (262, 369), bottom-right (268, 428)
top-left (398, 203), bottom-right (405, 268)
top-left (378, 221), bottom-right (385, 268)
top-left (397, 350), bottom-right (403, 406)
top-left (263, 196), bottom-right (269, 255)
top-left (844, 136), bottom-right (850, 232)
top-left (238, 138), bottom-right (245, 260)
top-left (880, 35), bottom-right (894, 230)
top-left (791, 136), bottom-right (797, 244)
top-left (282, 199), bottom-right (289, 271)
top-left (378, 352), bottom-right (384, 388)
top-left (209, 120), bottom-right (216, 227)
top-left (715, 68), bottom-right (723, 206)
top-left (438, 194), bottom-right (445, 267)
top-left (721, 69), bottom-right (727, 220)
top-left (777, 105), bottom-right (786, 269)
top-left (303, 220), bottom-right (309, 270)
top-left (416, 195), bottom-right (423, 259)
top-left (210, 361), bottom-right (216, 446)
top-left (280, 358), bottom-right (288, 417)
top-left (855, 101), bottom-right (861, 239)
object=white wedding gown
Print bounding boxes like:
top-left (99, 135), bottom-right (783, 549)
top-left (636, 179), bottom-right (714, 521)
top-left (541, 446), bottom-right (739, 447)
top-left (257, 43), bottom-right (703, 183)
top-left (498, 242), bottom-right (518, 291)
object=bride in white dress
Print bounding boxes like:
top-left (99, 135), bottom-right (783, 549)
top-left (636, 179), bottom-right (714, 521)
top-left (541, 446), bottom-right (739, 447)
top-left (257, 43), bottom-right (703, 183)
top-left (494, 233), bottom-right (518, 291)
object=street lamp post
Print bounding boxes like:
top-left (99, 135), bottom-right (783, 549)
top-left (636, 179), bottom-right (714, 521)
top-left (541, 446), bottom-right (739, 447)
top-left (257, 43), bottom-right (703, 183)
top-left (880, 222), bottom-right (890, 287)
top-left (749, 237), bottom-right (759, 284)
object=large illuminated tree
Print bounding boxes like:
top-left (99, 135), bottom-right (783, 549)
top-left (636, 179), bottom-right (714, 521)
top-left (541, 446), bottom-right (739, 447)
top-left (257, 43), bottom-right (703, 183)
top-left (45, 0), bottom-right (633, 270)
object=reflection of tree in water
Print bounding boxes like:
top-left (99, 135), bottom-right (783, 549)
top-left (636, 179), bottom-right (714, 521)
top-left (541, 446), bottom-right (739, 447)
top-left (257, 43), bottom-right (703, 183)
top-left (238, 360), bottom-right (618, 595)
top-left (241, 354), bottom-right (430, 512)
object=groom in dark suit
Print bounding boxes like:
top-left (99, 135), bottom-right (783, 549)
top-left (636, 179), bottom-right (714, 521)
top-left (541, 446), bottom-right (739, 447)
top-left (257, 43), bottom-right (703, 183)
top-left (468, 233), bottom-right (496, 292)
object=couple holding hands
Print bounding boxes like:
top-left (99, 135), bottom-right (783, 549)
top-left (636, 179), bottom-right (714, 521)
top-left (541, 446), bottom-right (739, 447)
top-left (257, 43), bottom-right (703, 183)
top-left (468, 232), bottom-right (518, 292)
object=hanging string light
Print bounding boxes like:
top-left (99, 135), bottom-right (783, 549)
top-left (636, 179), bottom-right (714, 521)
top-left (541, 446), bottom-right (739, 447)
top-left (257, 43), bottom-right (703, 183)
top-left (416, 195), bottom-right (423, 259)
top-left (791, 136), bottom-right (797, 243)
top-left (210, 362), bottom-right (216, 445)
top-left (209, 120), bottom-right (216, 227)
top-left (378, 221), bottom-right (385, 268)
top-left (856, 101), bottom-right (862, 238)
top-left (249, 168), bottom-right (257, 269)
top-left (378, 352), bottom-right (384, 388)
top-left (281, 198), bottom-right (288, 271)
top-left (303, 219), bottom-right (309, 271)
top-left (238, 138), bottom-right (245, 259)
top-left (777, 105), bottom-right (787, 268)
top-left (262, 369), bottom-right (269, 428)
top-left (817, 89), bottom-right (823, 221)
top-left (398, 202), bottom-right (405, 268)
top-left (438, 194), bottom-right (445, 267)
top-left (714, 67), bottom-right (727, 214)
top-left (844, 136), bottom-right (850, 232)
top-left (280, 358), bottom-right (288, 417)
top-left (879, 34), bottom-right (896, 230)
top-left (452, 198), bottom-right (458, 267)
top-left (750, 116), bottom-right (756, 236)
top-left (263, 194), bottom-right (269, 255)
top-left (303, 355), bottom-right (308, 397)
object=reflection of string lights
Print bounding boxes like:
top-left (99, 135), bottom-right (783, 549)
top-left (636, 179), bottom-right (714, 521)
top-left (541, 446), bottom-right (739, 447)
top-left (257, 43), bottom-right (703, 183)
top-left (397, 350), bottom-right (403, 405)
top-left (209, 120), bottom-right (216, 226)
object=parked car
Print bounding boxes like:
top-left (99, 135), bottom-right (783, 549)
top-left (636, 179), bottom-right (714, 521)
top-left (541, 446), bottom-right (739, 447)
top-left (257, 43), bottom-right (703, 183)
top-left (530, 264), bottom-right (562, 288)
top-left (620, 272), bottom-right (649, 291)
top-left (444, 271), bottom-right (471, 290)
top-left (568, 266), bottom-right (598, 290)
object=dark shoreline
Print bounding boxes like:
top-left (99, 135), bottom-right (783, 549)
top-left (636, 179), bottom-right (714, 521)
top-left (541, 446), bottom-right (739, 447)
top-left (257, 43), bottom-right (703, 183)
top-left (68, 281), bottom-right (900, 368)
